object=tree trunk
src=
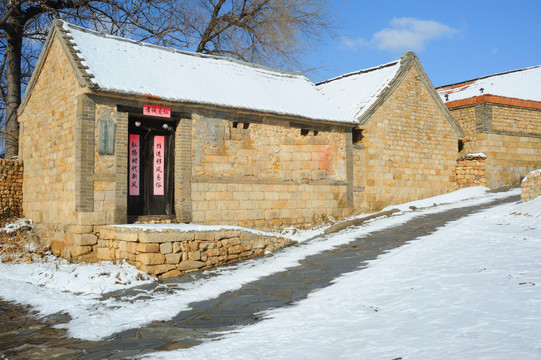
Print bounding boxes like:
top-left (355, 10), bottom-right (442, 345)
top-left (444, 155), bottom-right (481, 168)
top-left (4, 9), bottom-right (22, 159)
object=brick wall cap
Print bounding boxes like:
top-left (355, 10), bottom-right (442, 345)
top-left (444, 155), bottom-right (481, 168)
top-left (523, 169), bottom-right (541, 182)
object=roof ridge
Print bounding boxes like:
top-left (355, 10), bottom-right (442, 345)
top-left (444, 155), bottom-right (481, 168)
top-left (315, 60), bottom-right (400, 86)
top-left (54, 19), bottom-right (304, 78)
top-left (437, 63), bottom-right (541, 90)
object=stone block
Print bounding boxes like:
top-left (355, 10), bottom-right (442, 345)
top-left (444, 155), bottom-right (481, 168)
top-left (161, 270), bottom-right (181, 279)
top-left (97, 247), bottom-right (114, 261)
top-left (68, 245), bottom-right (92, 257)
top-left (136, 243), bottom-right (160, 253)
top-left (215, 230), bottom-right (241, 240)
top-left (178, 260), bottom-right (206, 271)
top-left (72, 233), bottom-right (98, 246)
top-left (98, 228), bottom-right (117, 240)
top-left (68, 225), bottom-right (94, 234)
top-left (115, 232), bottom-right (139, 242)
top-left (165, 253), bottom-right (181, 264)
top-left (160, 242), bottom-right (173, 254)
top-left (118, 241), bottom-right (127, 252)
top-left (195, 232), bottom-right (215, 241)
top-left (139, 264), bottom-right (176, 276)
top-left (136, 253), bottom-right (165, 265)
top-left (139, 232), bottom-right (191, 243)
top-left (228, 245), bottom-right (243, 254)
top-left (240, 231), bottom-right (258, 242)
top-left (188, 251), bottom-right (201, 261)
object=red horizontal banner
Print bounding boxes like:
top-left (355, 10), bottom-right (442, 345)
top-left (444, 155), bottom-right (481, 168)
top-left (143, 104), bottom-right (171, 118)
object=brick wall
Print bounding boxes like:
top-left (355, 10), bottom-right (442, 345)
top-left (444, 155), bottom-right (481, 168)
top-left (455, 154), bottom-right (487, 188)
top-left (0, 159), bottom-right (23, 217)
top-left (447, 103), bottom-right (541, 188)
top-left (492, 105), bottom-right (541, 135)
top-left (96, 226), bottom-right (296, 278)
top-left (472, 133), bottom-right (541, 187)
top-left (356, 65), bottom-right (459, 212)
top-left (19, 34), bottom-right (89, 259)
top-left (521, 169), bottom-right (541, 202)
top-left (190, 114), bottom-right (351, 229)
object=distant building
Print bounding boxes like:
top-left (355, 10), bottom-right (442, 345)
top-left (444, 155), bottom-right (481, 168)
top-left (438, 65), bottom-right (541, 187)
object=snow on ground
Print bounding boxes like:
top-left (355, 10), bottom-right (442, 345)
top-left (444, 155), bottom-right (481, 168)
top-left (143, 193), bottom-right (541, 360)
top-left (0, 187), bottom-right (526, 342)
top-left (0, 218), bottom-right (32, 233)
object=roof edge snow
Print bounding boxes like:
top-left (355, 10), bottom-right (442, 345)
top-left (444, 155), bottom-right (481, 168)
top-left (437, 64), bottom-right (541, 91)
top-left (57, 20), bottom-right (305, 78)
top-left (315, 60), bottom-right (400, 87)
top-left (21, 20), bottom-right (357, 125)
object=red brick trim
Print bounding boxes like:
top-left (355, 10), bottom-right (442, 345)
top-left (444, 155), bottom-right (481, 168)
top-left (444, 95), bottom-right (541, 110)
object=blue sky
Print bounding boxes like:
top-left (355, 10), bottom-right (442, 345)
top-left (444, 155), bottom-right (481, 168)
top-left (304, 0), bottom-right (541, 87)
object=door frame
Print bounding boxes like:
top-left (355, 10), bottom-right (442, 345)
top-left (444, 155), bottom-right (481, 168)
top-left (127, 115), bottom-right (177, 222)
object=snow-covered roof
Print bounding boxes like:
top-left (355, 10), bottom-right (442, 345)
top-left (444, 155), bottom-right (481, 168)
top-left (57, 21), bottom-right (355, 124)
top-left (437, 65), bottom-right (541, 103)
top-left (316, 60), bottom-right (401, 120)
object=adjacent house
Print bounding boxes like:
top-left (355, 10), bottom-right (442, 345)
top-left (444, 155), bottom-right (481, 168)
top-left (438, 65), bottom-right (541, 187)
top-left (318, 52), bottom-right (464, 212)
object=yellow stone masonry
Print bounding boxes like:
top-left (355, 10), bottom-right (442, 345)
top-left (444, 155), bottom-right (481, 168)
top-left (355, 66), bottom-right (459, 212)
top-left (521, 169), bottom-right (541, 202)
top-left (492, 105), bottom-right (541, 135)
top-left (191, 114), bottom-right (351, 229)
top-left (96, 226), bottom-right (296, 277)
top-left (0, 160), bottom-right (23, 217)
top-left (19, 34), bottom-right (88, 257)
top-left (455, 155), bottom-right (487, 188)
top-left (474, 133), bottom-right (541, 187)
top-left (447, 103), bottom-right (541, 188)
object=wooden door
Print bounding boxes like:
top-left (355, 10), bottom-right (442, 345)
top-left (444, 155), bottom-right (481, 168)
top-left (128, 118), bottom-right (175, 218)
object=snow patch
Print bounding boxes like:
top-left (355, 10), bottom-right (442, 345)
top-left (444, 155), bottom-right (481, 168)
top-left (0, 187), bottom-right (521, 341)
top-left (142, 193), bottom-right (541, 360)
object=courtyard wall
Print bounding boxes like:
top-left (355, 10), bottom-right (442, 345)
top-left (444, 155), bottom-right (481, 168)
top-left (521, 169), bottom-right (541, 202)
top-left (0, 159), bottom-right (23, 217)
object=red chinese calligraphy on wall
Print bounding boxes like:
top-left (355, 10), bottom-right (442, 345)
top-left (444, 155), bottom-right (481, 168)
top-left (129, 134), bottom-right (140, 196)
top-left (143, 104), bottom-right (171, 118)
top-left (153, 136), bottom-right (165, 195)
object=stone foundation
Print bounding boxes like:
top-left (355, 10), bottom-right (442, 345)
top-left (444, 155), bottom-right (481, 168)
top-left (0, 159), bottom-right (23, 217)
top-left (96, 226), bottom-right (296, 277)
top-left (521, 169), bottom-right (541, 202)
top-left (455, 154), bottom-right (487, 188)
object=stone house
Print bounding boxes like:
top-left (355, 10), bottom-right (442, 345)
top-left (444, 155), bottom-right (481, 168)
top-left (437, 65), bottom-right (541, 187)
top-left (18, 21), bottom-right (464, 263)
top-left (18, 20), bottom-right (360, 260)
top-left (318, 52), bottom-right (464, 212)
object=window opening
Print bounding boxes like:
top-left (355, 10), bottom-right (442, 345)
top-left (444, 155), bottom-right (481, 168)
top-left (352, 129), bottom-right (364, 144)
top-left (458, 139), bottom-right (464, 153)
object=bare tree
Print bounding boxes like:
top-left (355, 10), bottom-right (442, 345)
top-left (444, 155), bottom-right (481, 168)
top-left (0, 0), bottom-right (333, 158)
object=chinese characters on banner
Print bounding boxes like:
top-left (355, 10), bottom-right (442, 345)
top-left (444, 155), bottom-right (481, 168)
top-left (154, 136), bottom-right (165, 195)
top-left (129, 134), bottom-right (140, 196)
top-left (143, 104), bottom-right (171, 118)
